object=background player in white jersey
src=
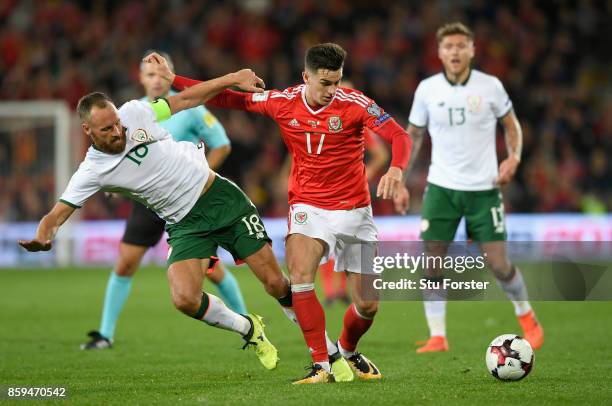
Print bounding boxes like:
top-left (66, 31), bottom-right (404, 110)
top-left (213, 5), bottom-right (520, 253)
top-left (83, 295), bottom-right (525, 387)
top-left (19, 69), bottom-right (290, 371)
top-left (395, 22), bottom-right (544, 353)
top-left (82, 51), bottom-right (247, 350)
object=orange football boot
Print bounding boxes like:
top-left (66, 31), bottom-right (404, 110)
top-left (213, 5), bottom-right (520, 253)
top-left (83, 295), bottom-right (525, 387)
top-left (518, 310), bottom-right (544, 350)
top-left (416, 336), bottom-right (449, 353)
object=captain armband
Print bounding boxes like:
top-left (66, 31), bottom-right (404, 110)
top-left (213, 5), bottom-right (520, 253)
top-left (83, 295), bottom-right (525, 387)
top-left (150, 98), bottom-right (171, 122)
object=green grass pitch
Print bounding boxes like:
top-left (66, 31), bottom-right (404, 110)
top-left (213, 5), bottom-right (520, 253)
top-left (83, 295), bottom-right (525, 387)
top-left (1, 266), bottom-right (611, 405)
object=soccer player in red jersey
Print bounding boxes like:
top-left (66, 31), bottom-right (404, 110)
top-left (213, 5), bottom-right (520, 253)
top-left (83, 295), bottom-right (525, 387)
top-left (146, 43), bottom-right (411, 384)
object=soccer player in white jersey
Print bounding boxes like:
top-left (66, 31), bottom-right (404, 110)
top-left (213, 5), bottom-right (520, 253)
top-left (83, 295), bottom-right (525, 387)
top-left (18, 68), bottom-right (289, 370)
top-left (395, 22), bottom-right (544, 352)
top-left (81, 51), bottom-right (247, 351)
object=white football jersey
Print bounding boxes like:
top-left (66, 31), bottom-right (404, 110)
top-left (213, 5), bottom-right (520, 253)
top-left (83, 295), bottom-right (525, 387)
top-left (409, 70), bottom-right (513, 191)
top-left (60, 100), bottom-right (210, 224)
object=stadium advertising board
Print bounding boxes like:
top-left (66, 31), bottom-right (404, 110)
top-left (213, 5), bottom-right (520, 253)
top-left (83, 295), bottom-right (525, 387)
top-left (2, 214), bottom-right (611, 267)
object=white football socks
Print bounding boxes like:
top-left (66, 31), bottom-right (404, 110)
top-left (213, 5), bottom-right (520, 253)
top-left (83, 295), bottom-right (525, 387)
top-left (325, 332), bottom-right (339, 355)
top-left (424, 300), bottom-right (447, 337)
top-left (281, 306), bottom-right (298, 324)
top-left (496, 267), bottom-right (532, 316)
top-left (201, 293), bottom-right (251, 336)
top-left (337, 341), bottom-right (355, 358)
top-left (423, 281), bottom-right (447, 337)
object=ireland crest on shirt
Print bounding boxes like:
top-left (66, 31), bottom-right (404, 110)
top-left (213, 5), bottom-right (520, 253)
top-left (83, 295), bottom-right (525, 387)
top-left (131, 128), bottom-right (153, 143)
top-left (466, 95), bottom-right (482, 113)
top-left (327, 116), bottom-right (343, 133)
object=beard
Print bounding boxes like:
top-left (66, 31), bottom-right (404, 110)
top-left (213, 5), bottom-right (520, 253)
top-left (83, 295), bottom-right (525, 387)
top-left (102, 137), bottom-right (126, 154)
top-left (92, 129), bottom-right (126, 154)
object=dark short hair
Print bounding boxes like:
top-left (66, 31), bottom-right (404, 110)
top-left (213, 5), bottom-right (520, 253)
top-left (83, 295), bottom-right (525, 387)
top-left (76, 92), bottom-right (112, 122)
top-left (436, 22), bottom-right (474, 43)
top-left (141, 49), bottom-right (174, 71)
top-left (305, 43), bottom-right (347, 72)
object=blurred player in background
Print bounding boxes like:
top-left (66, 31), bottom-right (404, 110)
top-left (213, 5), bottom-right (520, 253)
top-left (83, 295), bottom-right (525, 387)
top-left (82, 51), bottom-right (247, 350)
top-left (159, 43), bottom-right (412, 383)
top-left (395, 22), bottom-right (544, 353)
top-left (19, 68), bottom-right (289, 371)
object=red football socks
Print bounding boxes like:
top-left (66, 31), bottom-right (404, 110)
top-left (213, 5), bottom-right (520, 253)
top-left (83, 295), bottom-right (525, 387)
top-left (339, 304), bottom-right (374, 352)
top-left (292, 289), bottom-right (328, 362)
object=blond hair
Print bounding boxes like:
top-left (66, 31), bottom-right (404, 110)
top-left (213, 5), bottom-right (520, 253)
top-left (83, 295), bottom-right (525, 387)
top-left (436, 22), bottom-right (474, 43)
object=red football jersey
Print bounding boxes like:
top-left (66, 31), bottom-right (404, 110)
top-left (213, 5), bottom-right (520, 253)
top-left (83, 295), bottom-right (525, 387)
top-left (222, 85), bottom-right (397, 210)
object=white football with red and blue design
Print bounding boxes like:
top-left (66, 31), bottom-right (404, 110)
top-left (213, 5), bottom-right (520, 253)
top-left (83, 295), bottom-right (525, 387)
top-left (486, 334), bottom-right (534, 381)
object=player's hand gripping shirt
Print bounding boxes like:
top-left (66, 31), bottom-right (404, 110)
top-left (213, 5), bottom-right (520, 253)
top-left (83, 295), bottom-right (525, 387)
top-left (59, 100), bottom-right (211, 224)
top-left (206, 85), bottom-right (408, 210)
top-left (409, 70), bottom-right (513, 191)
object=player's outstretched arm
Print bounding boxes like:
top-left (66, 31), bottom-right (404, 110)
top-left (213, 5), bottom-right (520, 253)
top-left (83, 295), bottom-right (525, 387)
top-left (18, 202), bottom-right (75, 252)
top-left (143, 52), bottom-right (265, 115)
top-left (143, 53), bottom-right (270, 114)
top-left (166, 69), bottom-right (264, 115)
top-left (496, 109), bottom-right (522, 185)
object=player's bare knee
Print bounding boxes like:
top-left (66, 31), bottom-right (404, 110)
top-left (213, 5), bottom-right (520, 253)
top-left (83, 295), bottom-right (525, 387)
top-left (171, 291), bottom-right (199, 315)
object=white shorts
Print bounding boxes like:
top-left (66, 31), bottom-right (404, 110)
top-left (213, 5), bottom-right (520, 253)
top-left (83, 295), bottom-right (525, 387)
top-left (287, 203), bottom-right (378, 274)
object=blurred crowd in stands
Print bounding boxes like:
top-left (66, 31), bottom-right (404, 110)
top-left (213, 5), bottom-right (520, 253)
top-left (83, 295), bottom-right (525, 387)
top-left (0, 0), bottom-right (609, 221)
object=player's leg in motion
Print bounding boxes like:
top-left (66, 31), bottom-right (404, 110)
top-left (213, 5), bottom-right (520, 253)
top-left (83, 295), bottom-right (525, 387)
top-left (417, 240), bottom-right (451, 353)
top-left (206, 261), bottom-right (248, 314)
top-left (235, 232), bottom-right (352, 382)
top-left (286, 234), bottom-right (335, 384)
top-left (81, 242), bottom-right (146, 350)
top-left (241, 243), bottom-right (293, 315)
top-left (167, 257), bottom-right (279, 370)
top-left (338, 271), bottom-right (382, 380)
top-left (480, 241), bottom-right (544, 349)
top-left (417, 184), bottom-right (461, 353)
